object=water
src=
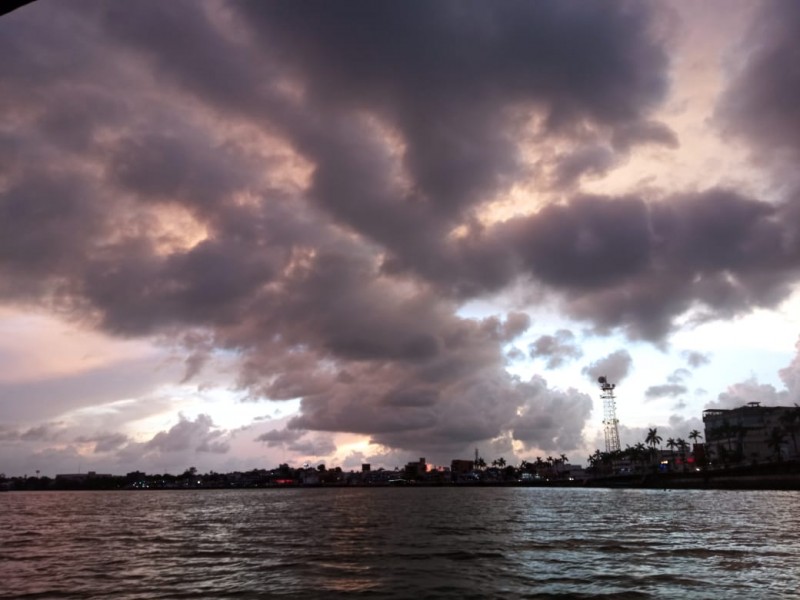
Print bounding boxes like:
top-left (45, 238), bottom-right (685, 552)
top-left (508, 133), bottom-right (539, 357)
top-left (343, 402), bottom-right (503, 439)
top-left (1, 487), bottom-right (798, 599)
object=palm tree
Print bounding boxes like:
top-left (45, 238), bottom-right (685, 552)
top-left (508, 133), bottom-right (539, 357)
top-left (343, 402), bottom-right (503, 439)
top-left (645, 428), bottom-right (662, 470)
top-left (587, 450), bottom-right (603, 474)
top-left (633, 442), bottom-right (647, 473)
top-left (689, 429), bottom-right (702, 445)
top-left (497, 457), bottom-right (506, 469)
top-left (645, 428), bottom-right (662, 450)
top-left (666, 438), bottom-right (677, 469)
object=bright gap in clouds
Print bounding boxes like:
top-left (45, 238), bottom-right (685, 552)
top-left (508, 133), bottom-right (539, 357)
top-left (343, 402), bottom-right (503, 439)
top-left (459, 286), bottom-right (800, 451)
top-left (0, 307), bottom-right (300, 434)
top-left (0, 308), bottom-right (157, 384)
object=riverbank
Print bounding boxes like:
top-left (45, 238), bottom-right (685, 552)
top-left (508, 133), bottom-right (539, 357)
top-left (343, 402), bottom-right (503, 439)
top-left (585, 461), bottom-right (800, 490)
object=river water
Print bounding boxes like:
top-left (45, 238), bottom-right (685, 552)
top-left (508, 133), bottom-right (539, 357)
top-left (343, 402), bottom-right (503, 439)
top-left (1, 487), bottom-right (798, 599)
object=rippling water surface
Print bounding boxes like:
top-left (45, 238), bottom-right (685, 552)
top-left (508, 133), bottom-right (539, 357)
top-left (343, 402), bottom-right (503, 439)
top-left (2, 487), bottom-right (799, 598)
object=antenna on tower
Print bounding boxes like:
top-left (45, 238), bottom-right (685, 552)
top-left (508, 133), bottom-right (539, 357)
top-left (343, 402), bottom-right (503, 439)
top-left (598, 376), bottom-right (620, 453)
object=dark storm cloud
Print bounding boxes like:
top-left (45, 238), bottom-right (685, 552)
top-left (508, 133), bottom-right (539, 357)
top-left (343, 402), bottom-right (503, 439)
top-left (716, 1), bottom-right (800, 161)
top-left (511, 376), bottom-right (593, 452)
top-left (497, 187), bottom-right (800, 340)
top-left (553, 146), bottom-right (618, 188)
top-left (256, 428), bottom-right (303, 447)
top-left (14, 0), bottom-right (787, 464)
top-left (238, 0), bottom-right (670, 211)
top-left (508, 195), bottom-right (653, 290)
top-left (529, 329), bottom-right (583, 369)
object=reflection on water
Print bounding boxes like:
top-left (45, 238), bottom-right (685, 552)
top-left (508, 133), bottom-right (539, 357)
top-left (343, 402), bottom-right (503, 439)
top-left (2, 487), bottom-right (799, 598)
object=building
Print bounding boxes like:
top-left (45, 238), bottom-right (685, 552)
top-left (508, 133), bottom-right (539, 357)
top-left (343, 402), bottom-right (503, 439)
top-left (450, 459), bottom-right (474, 475)
top-left (703, 402), bottom-right (800, 465)
top-left (404, 458), bottom-right (427, 480)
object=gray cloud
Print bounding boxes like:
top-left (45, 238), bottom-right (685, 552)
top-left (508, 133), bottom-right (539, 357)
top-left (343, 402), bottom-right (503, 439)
top-left (256, 428), bottom-right (303, 447)
top-left (643, 369), bottom-right (691, 401)
top-left (716, 2), bottom-right (800, 164)
top-left (529, 329), bottom-right (583, 369)
top-left (668, 368), bottom-right (691, 383)
top-left (75, 432), bottom-right (130, 453)
top-left (145, 414), bottom-right (229, 454)
top-left (705, 379), bottom-right (788, 411)
top-left (285, 434), bottom-right (337, 459)
top-left (645, 384), bottom-right (687, 400)
top-left (682, 351), bottom-right (711, 368)
top-left (582, 350), bottom-right (633, 385)
top-left (511, 377), bottom-right (593, 452)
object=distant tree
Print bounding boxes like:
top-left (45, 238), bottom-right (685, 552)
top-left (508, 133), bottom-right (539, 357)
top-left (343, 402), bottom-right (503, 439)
top-left (587, 450), bottom-right (602, 471)
top-left (645, 428), bottom-right (662, 450)
top-left (496, 457), bottom-right (506, 469)
top-left (645, 429), bottom-right (662, 471)
top-left (767, 427), bottom-right (787, 462)
top-left (689, 430), bottom-right (703, 445)
top-left (632, 443), bottom-right (647, 473)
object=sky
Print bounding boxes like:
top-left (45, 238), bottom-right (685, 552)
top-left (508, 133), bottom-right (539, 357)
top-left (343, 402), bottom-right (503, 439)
top-left (3, 0), bottom-right (800, 477)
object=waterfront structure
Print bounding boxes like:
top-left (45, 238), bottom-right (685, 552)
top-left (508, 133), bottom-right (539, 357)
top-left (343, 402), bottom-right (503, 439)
top-left (599, 376), bottom-right (621, 454)
top-left (703, 402), bottom-right (799, 465)
top-left (403, 457), bottom-right (427, 479)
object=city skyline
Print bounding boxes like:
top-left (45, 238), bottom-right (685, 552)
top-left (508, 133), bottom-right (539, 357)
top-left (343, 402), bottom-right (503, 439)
top-left (3, 1), bottom-right (800, 477)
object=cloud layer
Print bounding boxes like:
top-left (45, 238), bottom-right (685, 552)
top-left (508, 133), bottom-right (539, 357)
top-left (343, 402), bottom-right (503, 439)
top-left (3, 1), bottom-right (800, 471)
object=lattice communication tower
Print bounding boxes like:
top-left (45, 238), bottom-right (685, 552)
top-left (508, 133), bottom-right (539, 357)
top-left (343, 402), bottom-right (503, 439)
top-left (598, 376), bottom-right (620, 453)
